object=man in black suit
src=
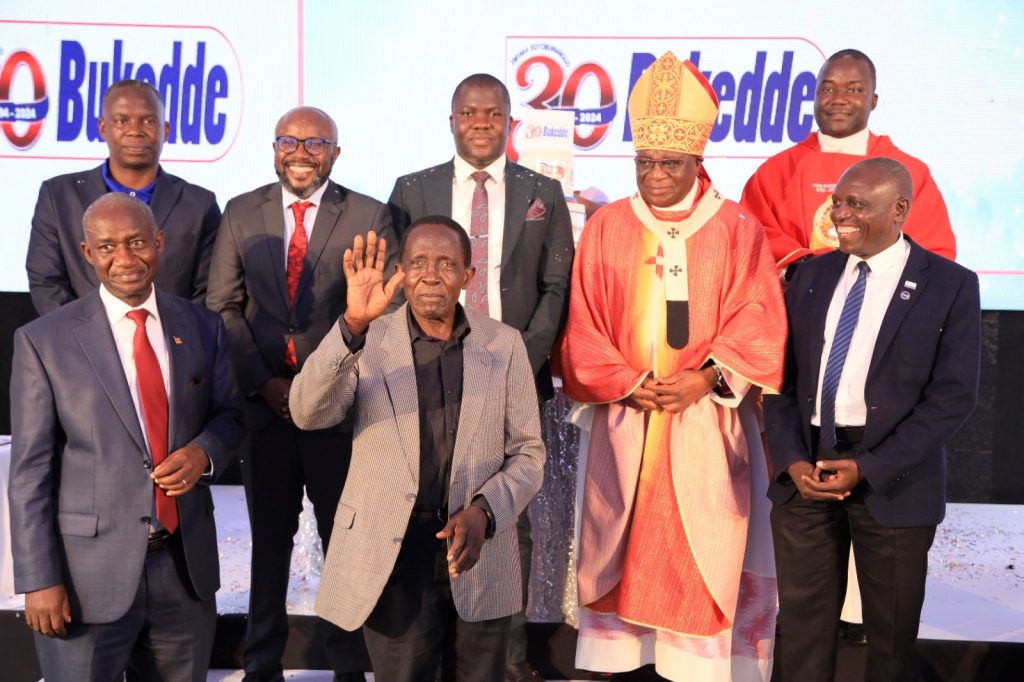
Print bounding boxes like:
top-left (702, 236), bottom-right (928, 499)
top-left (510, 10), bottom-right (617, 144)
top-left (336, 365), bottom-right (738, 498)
top-left (206, 106), bottom-right (396, 682)
top-left (27, 79), bottom-right (221, 315)
top-left (387, 73), bottom-right (573, 682)
top-left (764, 157), bottom-right (981, 682)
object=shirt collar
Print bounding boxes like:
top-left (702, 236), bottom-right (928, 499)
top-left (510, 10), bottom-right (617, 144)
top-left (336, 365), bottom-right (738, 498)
top-left (845, 232), bottom-right (907, 277)
top-left (102, 160), bottom-right (160, 205)
top-left (99, 284), bottom-right (160, 327)
top-left (818, 127), bottom-right (870, 155)
top-left (453, 154), bottom-right (506, 183)
top-left (281, 179), bottom-right (330, 209)
top-left (407, 304), bottom-right (471, 343)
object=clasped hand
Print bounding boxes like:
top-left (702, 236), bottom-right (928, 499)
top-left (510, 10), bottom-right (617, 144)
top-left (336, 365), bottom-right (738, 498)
top-left (624, 368), bottom-right (716, 413)
top-left (788, 459), bottom-right (862, 501)
top-left (342, 231), bottom-right (404, 335)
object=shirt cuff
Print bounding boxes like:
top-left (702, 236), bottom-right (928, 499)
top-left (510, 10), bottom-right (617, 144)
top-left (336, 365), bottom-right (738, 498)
top-left (339, 317), bottom-right (367, 353)
top-left (470, 494), bottom-right (495, 538)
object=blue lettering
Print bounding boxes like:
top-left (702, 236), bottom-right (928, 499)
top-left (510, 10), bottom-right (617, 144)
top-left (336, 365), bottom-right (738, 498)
top-left (54, 39), bottom-right (232, 146)
top-left (734, 51), bottom-right (766, 143)
top-left (759, 51), bottom-right (792, 143)
top-left (56, 41), bottom-right (85, 141)
top-left (204, 64), bottom-right (227, 144)
top-left (787, 71), bottom-right (816, 141)
top-left (710, 71), bottom-right (735, 143)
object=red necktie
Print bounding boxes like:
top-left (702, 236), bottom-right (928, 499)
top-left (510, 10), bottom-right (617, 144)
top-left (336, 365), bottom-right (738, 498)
top-left (126, 309), bottom-right (177, 534)
top-left (467, 171), bottom-right (489, 315)
top-left (285, 201), bottom-right (313, 372)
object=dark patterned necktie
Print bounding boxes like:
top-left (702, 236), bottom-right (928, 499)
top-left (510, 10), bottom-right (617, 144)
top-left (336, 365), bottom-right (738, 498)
top-left (467, 171), bottom-right (490, 315)
top-left (126, 309), bottom-right (177, 533)
top-left (819, 261), bottom-right (870, 450)
top-left (285, 201), bottom-right (312, 371)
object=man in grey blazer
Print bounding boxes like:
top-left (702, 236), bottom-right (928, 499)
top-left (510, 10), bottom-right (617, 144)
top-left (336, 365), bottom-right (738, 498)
top-left (207, 106), bottom-right (396, 681)
top-left (388, 74), bottom-right (572, 681)
top-left (290, 216), bottom-right (545, 682)
top-left (9, 193), bottom-right (242, 681)
top-left (27, 79), bottom-right (221, 316)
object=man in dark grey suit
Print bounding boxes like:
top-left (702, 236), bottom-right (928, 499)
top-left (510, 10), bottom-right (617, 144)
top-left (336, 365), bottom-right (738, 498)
top-left (9, 193), bottom-right (242, 681)
top-left (207, 106), bottom-right (397, 682)
top-left (388, 74), bottom-right (573, 682)
top-left (765, 158), bottom-right (981, 682)
top-left (26, 79), bottom-right (221, 316)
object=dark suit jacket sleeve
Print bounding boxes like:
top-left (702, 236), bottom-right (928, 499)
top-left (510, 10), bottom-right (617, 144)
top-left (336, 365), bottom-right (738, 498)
top-left (27, 180), bottom-right (76, 316)
top-left (519, 181), bottom-right (574, 376)
top-left (764, 265), bottom-right (815, 480)
top-left (205, 202), bottom-right (275, 395)
top-left (387, 178), bottom-right (412, 239)
top-left (189, 193), bottom-right (223, 306)
top-left (9, 326), bottom-right (65, 593)
top-left (188, 313), bottom-right (244, 477)
top-left (857, 269), bottom-right (981, 492)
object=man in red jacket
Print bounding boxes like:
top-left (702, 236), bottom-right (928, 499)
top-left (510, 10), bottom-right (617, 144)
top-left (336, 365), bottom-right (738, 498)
top-left (741, 49), bottom-right (955, 279)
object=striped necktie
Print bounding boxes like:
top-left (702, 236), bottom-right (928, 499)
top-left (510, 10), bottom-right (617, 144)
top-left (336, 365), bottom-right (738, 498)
top-left (819, 261), bottom-right (870, 450)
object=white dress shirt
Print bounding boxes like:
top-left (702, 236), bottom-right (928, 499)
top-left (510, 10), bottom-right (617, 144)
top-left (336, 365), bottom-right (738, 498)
top-left (281, 180), bottom-right (330, 269)
top-left (452, 153), bottom-right (508, 321)
top-left (812, 235), bottom-right (910, 427)
top-left (100, 285), bottom-right (170, 448)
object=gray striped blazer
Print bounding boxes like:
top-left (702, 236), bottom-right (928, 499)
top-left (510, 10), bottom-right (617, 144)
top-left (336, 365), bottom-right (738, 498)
top-left (289, 304), bottom-right (546, 629)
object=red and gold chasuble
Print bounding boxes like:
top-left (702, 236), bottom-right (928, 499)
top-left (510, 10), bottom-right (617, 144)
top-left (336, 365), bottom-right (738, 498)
top-left (559, 177), bottom-right (786, 640)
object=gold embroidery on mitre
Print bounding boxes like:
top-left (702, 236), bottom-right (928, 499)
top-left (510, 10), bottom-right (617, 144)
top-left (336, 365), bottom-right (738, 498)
top-left (628, 51), bottom-right (720, 155)
top-left (810, 194), bottom-right (839, 250)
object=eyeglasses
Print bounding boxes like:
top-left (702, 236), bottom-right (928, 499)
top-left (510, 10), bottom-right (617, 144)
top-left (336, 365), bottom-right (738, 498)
top-left (274, 136), bottom-right (336, 155)
top-left (634, 157), bottom-right (692, 175)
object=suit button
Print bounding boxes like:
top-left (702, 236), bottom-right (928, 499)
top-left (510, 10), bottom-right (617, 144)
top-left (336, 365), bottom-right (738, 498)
top-left (141, 516), bottom-right (151, 524)
top-left (143, 461), bottom-right (151, 469)
top-left (393, 537), bottom-right (402, 544)
top-left (406, 493), bottom-right (416, 502)
top-left (288, 325), bottom-right (298, 333)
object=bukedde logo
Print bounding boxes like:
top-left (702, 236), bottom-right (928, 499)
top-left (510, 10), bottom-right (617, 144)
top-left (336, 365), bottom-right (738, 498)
top-left (0, 20), bottom-right (243, 162)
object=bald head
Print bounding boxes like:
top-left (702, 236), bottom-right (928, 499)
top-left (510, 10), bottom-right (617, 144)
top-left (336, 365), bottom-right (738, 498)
top-left (274, 106), bottom-right (340, 199)
top-left (845, 157), bottom-right (913, 203)
top-left (83, 193), bottom-right (158, 242)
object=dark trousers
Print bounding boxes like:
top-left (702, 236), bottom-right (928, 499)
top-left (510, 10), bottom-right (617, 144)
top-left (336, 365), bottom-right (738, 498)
top-left (505, 510), bottom-right (533, 672)
top-left (772, 490), bottom-right (936, 682)
top-left (35, 536), bottom-right (215, 682)
top-left (365, 517), bottom-right (510, 682)
top-left (241, 416), bottom-right (365, 676)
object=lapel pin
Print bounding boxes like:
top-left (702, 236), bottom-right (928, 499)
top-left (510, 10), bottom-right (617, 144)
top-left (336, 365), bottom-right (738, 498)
top-left (173, 336), bottom-right (183, 345)
top-left (900, 291), bottom-right (911, 301)
top-left (904, 280), bottom-right (917, 290)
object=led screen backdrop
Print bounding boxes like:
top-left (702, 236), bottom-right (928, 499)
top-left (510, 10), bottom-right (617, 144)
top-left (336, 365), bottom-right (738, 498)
top-left (2, 1), bottom-right (1021, 308)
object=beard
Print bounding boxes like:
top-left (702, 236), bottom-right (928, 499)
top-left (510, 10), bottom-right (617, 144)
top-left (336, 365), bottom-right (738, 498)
top-left (276, 161), bottom-right (332, 199)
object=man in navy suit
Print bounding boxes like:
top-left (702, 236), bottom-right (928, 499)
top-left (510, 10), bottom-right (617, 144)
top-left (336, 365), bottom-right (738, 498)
top-left (27, 79), bottom-right (221, 315)
top-left (764, 157), bottom-right (981, 682)
top-left (10, 193), bottom-right (241, 681)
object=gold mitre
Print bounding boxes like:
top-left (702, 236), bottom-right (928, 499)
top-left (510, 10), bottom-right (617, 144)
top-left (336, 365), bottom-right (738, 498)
top-left (628, 51), bottom-right (720, 155)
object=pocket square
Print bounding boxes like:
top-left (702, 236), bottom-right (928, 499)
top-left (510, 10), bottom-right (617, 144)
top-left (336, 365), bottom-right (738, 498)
top-left (525, 198), bottom-right (547, 221)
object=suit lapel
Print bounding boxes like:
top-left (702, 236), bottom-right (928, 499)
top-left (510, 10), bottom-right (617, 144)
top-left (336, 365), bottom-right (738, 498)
top-left (868, 241), bottom-right (929, 381)
top-left (156, 294), bottom-right (196, 450)
top-left (150, 170), bottom-right (183, 231)
top-left (259, 184), bottom-right (290, 309)
top-left (296, 181), bottom-right (344, 303)
top-left (74, 292), bottom-right (148, 455)
top-left (451, 312), bottom-right (493, 475)
top-left (422, 162), bottom-right (454, 216)
top-left (501, 163), bottom-right (533, 269)
top-left (807, 257), bottom-right (847, 387)
top-left (74, 166), bottom-right (109, 215)
top-left (379, 308), bottom-right (421, 484)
